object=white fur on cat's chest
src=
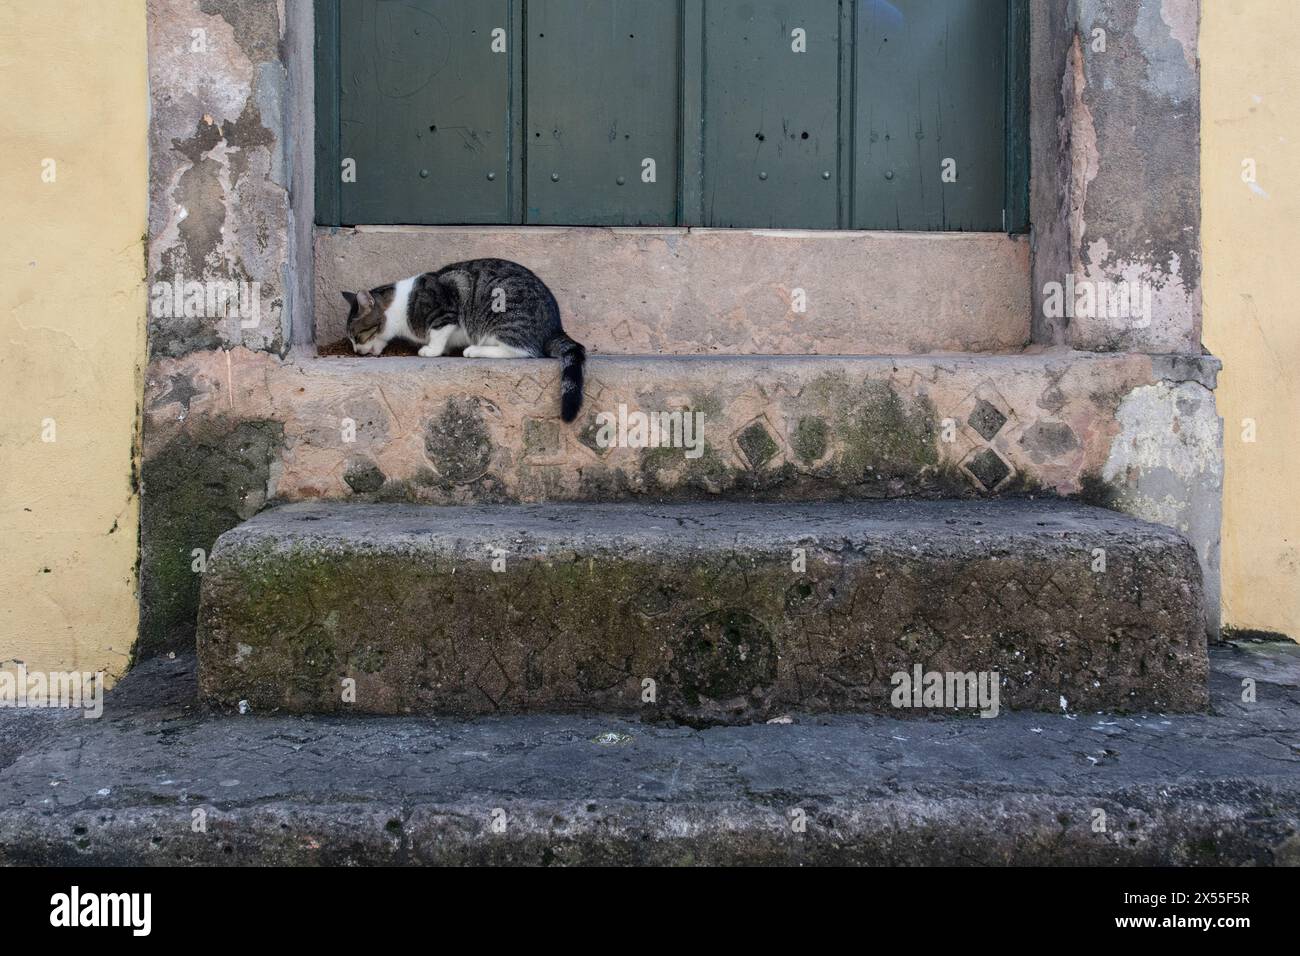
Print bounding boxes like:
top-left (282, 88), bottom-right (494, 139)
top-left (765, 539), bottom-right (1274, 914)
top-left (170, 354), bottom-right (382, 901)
top-left (383, 276), bottom-right (419, 342)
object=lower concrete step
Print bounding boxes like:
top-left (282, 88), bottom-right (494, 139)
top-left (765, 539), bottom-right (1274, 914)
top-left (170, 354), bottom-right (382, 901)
top-left (197, 500), bottom-right (1207, 720)
top-left (3, 646), bottom-right (1296, 866)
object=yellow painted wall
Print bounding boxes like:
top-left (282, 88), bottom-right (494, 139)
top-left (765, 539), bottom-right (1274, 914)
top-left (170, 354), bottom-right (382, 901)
top-left (0, 0), bottom-right (147, 679)
top-left (1203, 1), bottom-right (1300, 641)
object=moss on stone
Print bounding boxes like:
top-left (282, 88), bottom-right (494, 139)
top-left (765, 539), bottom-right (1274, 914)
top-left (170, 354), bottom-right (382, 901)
top-left (138, 420), bottom-right (283, 661)
top-left (639, 440), bottom-right (733, 495)
top-left (376, 478), bottom-right (416, 502)
top-left (574, 465), bottom-right (636, 500)
top-left (736, 421), bottom-right (780, 469)
top-left (689, 390), bottom-right (725, 421)
top-left (798, 374), bottom-right (953, 495)
top-left (343, 456), bottom-right (385, 493)
top-left (1078, 471), bottom-right (1122, 509)
top-left (835, 380), bottom-right (940, 480)
top-left (196, 501), bottom-right (1209, 721)
top-left (792, 416), bottom-right (830, 465)
top-left (523, 418), bottom-right (561, 458)
top-left (513, 463), bottom-right (568, 501)
top-left (673, 608), bottom-right (778, 711)
top-left (986, 468), bottom-right (1050, 499)
top-left (424, 397), bottom-right (492, 485)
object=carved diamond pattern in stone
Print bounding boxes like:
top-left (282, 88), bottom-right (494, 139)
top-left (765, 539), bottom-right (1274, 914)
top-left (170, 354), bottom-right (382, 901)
top-left (890, 368), bottom-right (920, 394)
top-left (523, 418), bottom-right (562, 460)
top-left (968, 398), bottom-right (1008, 441)
top-left (513, 374), bottom-right (545, 404)
top-left (610, 319), bottom-right (635, 346)
top-left (766, 380), bottom-right (805, 402)
top-left (583, 375), bottom-right (608, 403)
top-left (966, 448), bottom-right (1011, 492)
top-left (577, 418), bottom-right (610, 458)
top-left (471, 654), bottom-right (515, 709)
top-left (735, 418), bottom-right (780, 469)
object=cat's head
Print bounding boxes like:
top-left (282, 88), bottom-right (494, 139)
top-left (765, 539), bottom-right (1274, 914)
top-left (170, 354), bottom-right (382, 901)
top-left (341, 286), bottom-right (395, 353)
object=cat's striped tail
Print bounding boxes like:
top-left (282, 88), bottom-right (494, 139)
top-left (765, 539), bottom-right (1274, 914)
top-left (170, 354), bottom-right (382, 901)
top-left (544, 332), bottom-right (586, 423)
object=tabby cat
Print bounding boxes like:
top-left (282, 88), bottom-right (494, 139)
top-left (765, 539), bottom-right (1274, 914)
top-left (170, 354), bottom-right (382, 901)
top-left (342, 258), bottom-right (586, 422)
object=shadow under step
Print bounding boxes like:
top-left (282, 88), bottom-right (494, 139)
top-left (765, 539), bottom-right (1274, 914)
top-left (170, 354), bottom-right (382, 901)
top-left (197, 499), bottom-right (1207, 722)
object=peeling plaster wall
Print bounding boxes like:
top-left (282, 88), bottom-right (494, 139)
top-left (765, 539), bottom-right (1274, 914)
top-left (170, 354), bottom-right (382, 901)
top-left (1028, 1), bottom-right (1073, 346)
top-left (147, 0), bottom-right (293, 358)
top-left (1202, 1), bottom-right (1300, 642)
top-left (141, 0), bottom-right (301, 653)
top-left (1103, 380), bottom-right (1223, 634)
top-left (0, 1), bottom-right (148, 679)
top-left (1032, 0), bottom-right (1203, 353)
top-left (151, 0), bottom-right (1206, 360)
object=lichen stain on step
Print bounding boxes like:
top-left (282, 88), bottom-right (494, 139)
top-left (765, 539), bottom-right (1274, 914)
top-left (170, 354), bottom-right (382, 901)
top-left (196, 500), bottom-right (1208, 723)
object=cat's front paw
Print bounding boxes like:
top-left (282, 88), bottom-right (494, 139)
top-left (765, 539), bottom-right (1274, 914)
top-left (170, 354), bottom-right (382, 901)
top-left (417, 344), bottom-right (442, 357)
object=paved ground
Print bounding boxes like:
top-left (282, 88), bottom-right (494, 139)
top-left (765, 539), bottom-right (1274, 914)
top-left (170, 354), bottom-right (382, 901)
top-left (1, 641), bottom-right (1297, 865)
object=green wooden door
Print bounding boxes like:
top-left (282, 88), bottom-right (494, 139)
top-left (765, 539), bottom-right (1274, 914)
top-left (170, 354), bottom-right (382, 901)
top-left (852, 0), bottom-right (1009, 230)
top-left (525, 1), bottom-right (679, 225)
top-left (701, 1), bottom-right (842, 229)
top-left (328, 0), bottom-right (520, 225)
top-left (317, 0), bottom-right (1028, 232)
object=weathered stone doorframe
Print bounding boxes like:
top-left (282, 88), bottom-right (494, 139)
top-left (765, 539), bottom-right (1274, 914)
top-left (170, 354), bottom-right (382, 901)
top-left (143, 0), bottom-right (1219, 658)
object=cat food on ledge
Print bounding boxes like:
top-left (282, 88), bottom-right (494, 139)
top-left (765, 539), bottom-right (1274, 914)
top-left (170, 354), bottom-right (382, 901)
top-left (317, 338), bottom-right (423, 358)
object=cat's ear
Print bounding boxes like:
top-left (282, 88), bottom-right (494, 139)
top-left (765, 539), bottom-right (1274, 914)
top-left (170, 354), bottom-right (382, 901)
top-left (342, 289), bottom-right (374, 313)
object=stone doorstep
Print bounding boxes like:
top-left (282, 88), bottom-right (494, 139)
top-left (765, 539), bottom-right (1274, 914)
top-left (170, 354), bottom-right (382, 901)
top-left (314, 226), bottom-right (1031, 355)
top-left (196, 499), bottom-right (1207, 721)
top-left (1, 645), bottom-right (1296, 866)
top-left (141, 345), bottom-right (1225, 542)
top-left (143, 348), bottom-right (1220, 508)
